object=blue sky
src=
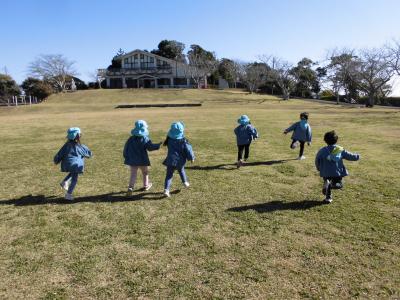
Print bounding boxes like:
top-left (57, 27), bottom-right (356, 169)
top-left (1, 0), bottom-right (400, 84)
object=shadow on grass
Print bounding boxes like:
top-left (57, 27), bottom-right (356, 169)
top-left (227, 200), bottom-right (326, 213)
top-left (187, 159), bottom-right (295, 171)
top-left (0, 190), bottom-right (181, 206)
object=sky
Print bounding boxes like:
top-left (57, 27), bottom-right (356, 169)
top-left (1, 0), bottom-right (400, 94)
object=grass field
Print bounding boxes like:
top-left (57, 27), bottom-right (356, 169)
top-left (0, 88), bottom-right (399, 299)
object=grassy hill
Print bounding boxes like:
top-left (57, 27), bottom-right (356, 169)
top-left (0, 89), bottom-right (399, 299)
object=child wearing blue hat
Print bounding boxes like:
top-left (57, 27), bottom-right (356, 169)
top-left (234, 115), bottom-right (259, 168)
top-left (162, 122), bottom-right (195, 197)
top-left (54, 127), bottom-right (92, 200)
top-left (284, 112), bottom-right (312, 160)
top-left (123, 120), bottom-right (162, 196)
top-left (315, 130), bottom-right (360, 203)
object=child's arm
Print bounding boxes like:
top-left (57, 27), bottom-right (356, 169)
top-left (145, 140), bottom-right (162, 151)
top-left (307, 126), bottom-right (312, 144)
top-left (78, 144), bottom-right (92, 158)
top-left (342, 150), bottom-right (360, 161)
top-left (249, 126), bottom-right (259, 140)
top-left (53, 145), bottom-right (66, 165)
top-left (184, 142), bottom-right (195, 162)
top-left (315, 149), bottom-right (322, 171)
top-left (284, 123), bottom-right (296, 134)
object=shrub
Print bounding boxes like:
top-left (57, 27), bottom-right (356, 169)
top-left (21, 77), bottom-right (53, 100)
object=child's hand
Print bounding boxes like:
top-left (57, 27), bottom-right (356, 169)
top-left (283, 131), bottom-right (288, 134)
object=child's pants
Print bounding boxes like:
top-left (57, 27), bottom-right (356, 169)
top-left (291, 140), bottom-right (305, 157)
top-left (63, 172), bottom-right (79, 194)
top-left (129, 166), bottom-right (149, 188)
top-left (237, 144), bottom-right (250, 161)
top-left (323, 177), bottom-right (343, 198)
top-left (164, 166), bottom-right (187, 190)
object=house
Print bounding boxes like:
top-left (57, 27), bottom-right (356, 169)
top-left (98, 49), bottom-right (204, 89)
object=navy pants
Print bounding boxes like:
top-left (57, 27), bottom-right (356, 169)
top-left (237, 144), bottom-right (250, 161)
top-left (291, 139), bottom-right (305, 157)
top-left (323, 177), bottom-right (343, 198)
top-left (164, 166), bottom-right (187, 190)
top-left (63, 172), bottom-right (79, 194)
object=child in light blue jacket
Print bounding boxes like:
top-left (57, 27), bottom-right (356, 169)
top-left (315, 130), bottom-right (360, 203)
top-left (162, 122), bottom-right (195, 197)
top-left (54, 127), bottom-right (92, 200)
top-left (234, 115), bottom-right (258, 168)
top-left (123, 120), bottom-right (161, 195)
top-left (284, 112), bottom-right (312, 160)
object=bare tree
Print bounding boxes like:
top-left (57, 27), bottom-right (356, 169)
top-left (28, 54), bottom-right (77, 92)
top-left (260, 55), bottom-right (295, 100)
top-left (353, 48), bottom-right (395, 107)
top-left (186, 45), bottom-right (218, 88)
top-left (237, 62), bottom-right (268, 93)
top-left (387, 39), bottom-right (400, 75)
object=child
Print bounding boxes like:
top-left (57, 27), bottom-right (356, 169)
top-left (54, 127), bottom-right (92, 200)
top-left (284, 112), bottom-right (312, 160)
top-left (234, 115), bottom-right (259, 168)
top-left (162, 122), bottom-right (195, 197)
top-left (315, 130), bottom-right (360, 203)
top-left (123, 120), bottom-right (162, 196)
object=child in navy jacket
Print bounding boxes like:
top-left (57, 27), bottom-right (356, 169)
top-left (54, 127), bottom-right (92, 200)
top-left (315, 130), bottom-right (360, 203)
top-left (123, 120), bottom-right (161, 195)
top-left (162, 122), bottom-right (195, 197)
top-left (284, 112), bottom-right (312, 160)
top-left (234, 115), bottom-right (258, 168)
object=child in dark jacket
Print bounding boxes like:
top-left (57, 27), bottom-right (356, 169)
top-left (123, 120), bottom-right (161, 195)
top-left (234, 115), bottom-right (259, 168)
top-left (162, 122), bottom-right (195, 198)
top-left (54, 127), bottom-right (92, 200)
top-left (315, 130), bottom-right (360, 203)
top-left (284, 112), bottom-right (312, 160)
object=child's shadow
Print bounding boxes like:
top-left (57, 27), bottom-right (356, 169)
top-left (0, 190), bottom-right (181, 206)
top-left (187, 159), bottom-right (295, 171)
top-left (227, 199), bottom-right (326, 213)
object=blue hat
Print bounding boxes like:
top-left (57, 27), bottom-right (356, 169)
top-left (168, 121), bottom-right (185, 139)
top-left (237, 115), bottom-right (250, 125)
top-left (67, 127), bottom-right (81, 140)
top-left (131, 120), bottom-right (149, 137)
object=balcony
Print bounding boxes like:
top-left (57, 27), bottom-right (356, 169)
top-left (104, 66), bottom-right (172, 76)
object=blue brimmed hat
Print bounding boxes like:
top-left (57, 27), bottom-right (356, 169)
top-left (131, 120), bottom-right (149, 137)
top-left (67, 127), bottom-right (81, 140)
top-left (168, 121), bottom-right (185, 139)
top-left (237, 115), bottom-right (250, 125)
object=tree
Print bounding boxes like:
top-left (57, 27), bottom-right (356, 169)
top-left (352, 48), bottom-right (395, 107)
top-left (21, 77), bottom-right (53, 100)
top-left (0, 74), bottom-right (20, 101)
top-left (291, 58), bottom-right (319, 98)
top-left (186, 44), bottom-right (218, 88)
top-left (238, 62), bottom-right (268, 93)
top-left (151, 40), bottom-right (186, 62)
top-left (260, 55), bottom-right (295, 100)
top-left (387, 40), bottom-right (400, 75)
top-left (218, 58), bottom-right (240, 87)
top-left (28, 54), bottom-right (77, 92)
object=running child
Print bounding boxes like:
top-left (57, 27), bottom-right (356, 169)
top-left (54, 127), bottom-right (92, 200)
top-left (234, 115), bottom-right (259, 168)
top-left (162, 122), bottom-right (195, 198)
top-left (284, 112), bottom-right (312, 160)
top-left (123, 120), bottom-right (162, 196)
top-left (315, 130), bottom-right (360, 203)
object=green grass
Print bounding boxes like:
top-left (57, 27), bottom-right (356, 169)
top-left (0, 88), bottom-right (399, 299)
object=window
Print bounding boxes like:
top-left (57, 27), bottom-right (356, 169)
top-left (134, 54), bottom-right (138, 59)
top-left (149, 57), bottom-right (154, 63)
top-left (140, 54), bottom-right (144, 59)
top-left (124, 58), bottom-right (128, 64)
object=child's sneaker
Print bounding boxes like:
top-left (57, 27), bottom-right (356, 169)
top-left (324, 197), bottom-right (333, 204)
top-left (65, 193), bottom-right (74, 201)
top-left (164, 189), bottom-right (170, 198)
top-left (291, 141), bottom-right (299, 149)
top-left (183, 182), bottom-right (190, 188)
top-left (144, 183), bottom-right (153, 191)
top-left (126, 187), bottom-right (133, 196)
top-left (297, 155), bottom-right (306, 160)
top-left (237, 160), bottom-right (243, 168)
top-left (322, 180), bottom-right (331, 195)
top-left (60, 180), bottom-right (70, 191)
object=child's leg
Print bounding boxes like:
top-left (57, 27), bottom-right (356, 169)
top-left (139, 166), bottom-right (149, 187)
top-left (164, 166), bottom-right (175, 190)
top-left (244, 144), bottom-right (250, 160)
top-left (67, 173), bottom-right (79, 194)
top-left (299, 141), bottom-right (305, 157)
top-left (129, 166), bottom-right (139, 188)
top-left (237, 145), bottom-right (244, 161)
top-left (331, 177), bottom-right (343, 190)
top-left (62, 173), bottom-right (72, 183)
top-left (323, 178), bottom-right (332, 199)
top-left (290, 139), bottom-right (298, 149)
top-left (177, 166), bottom-right (188, 183)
